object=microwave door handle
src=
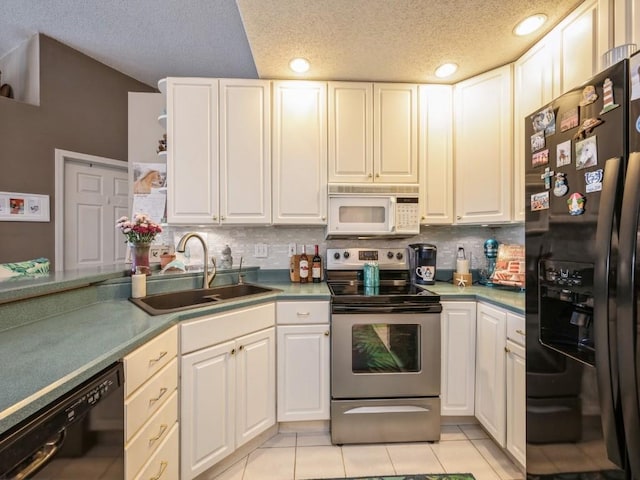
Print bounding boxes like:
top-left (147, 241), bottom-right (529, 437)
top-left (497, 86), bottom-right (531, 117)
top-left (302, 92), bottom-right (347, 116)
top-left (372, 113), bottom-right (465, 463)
top-left (389, 197), bottom-right (396, 232)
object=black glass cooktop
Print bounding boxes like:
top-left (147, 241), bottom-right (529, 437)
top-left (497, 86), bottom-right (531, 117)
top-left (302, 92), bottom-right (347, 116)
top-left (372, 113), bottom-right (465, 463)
top-left (328, 282), bottom-right (440, 304)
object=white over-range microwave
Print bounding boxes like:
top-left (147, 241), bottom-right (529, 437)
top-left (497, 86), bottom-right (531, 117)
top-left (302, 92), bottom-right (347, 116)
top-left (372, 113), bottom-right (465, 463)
top-left (326, 185), bottom-right (420, 238)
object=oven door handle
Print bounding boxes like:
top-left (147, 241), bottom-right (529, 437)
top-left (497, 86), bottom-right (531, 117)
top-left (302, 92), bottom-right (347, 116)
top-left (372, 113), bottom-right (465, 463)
top-left (345, 405), bottom-right (432, 414)
top-left (14, 429), bottom-right (66, 480)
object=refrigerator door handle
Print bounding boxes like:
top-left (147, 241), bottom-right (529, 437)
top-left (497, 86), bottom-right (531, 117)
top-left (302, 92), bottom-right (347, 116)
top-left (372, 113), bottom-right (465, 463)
top-left (618, 151), bottom-right (640, 477)
top-left (594, 156), bottom-right (625, 467)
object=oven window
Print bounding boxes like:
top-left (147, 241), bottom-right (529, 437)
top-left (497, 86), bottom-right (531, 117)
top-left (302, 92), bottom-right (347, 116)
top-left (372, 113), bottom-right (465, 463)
top-left (339, 206), bottom-right (386, 224)
top-left (352, 324), bottom-right (420, 373)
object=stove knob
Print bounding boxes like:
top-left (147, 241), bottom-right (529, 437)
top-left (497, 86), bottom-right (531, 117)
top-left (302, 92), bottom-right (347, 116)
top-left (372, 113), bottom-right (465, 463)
top-left (387, 251), bottom-right (394, 259)
top-left (343, 251), bottom-right (350, 259)
top-left (333, 252), bottom-right (340, 260)
top-left (396, 252), bottom-right (403, 260)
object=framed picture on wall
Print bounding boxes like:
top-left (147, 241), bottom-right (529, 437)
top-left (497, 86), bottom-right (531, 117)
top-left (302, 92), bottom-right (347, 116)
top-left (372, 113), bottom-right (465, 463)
top-left (0, 191), bottom-right (50, 222)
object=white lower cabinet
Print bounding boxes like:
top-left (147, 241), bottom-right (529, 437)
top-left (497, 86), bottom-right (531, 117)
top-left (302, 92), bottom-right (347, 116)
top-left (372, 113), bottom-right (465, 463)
top-left (276, 301), bottom-right (330, 422)
top-left (475, 302), bottom-right (507, 447)
top-left (123, 326), bottom-right (178, 480)
top-left (440, 301), bottom-right (476, 416)
top-left (506, 312), bottom-right (526, 468)
top-left (180, 303), bottom-right (276, 480)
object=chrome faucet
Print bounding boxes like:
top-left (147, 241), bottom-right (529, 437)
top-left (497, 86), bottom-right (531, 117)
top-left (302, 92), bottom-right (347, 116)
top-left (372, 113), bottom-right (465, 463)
top-left (176, 233), bottom-right (216, 289)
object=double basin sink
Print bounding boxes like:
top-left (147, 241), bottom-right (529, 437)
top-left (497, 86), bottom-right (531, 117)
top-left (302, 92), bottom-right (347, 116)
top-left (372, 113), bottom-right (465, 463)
top-left (130, 283), bottom-right (278, 316)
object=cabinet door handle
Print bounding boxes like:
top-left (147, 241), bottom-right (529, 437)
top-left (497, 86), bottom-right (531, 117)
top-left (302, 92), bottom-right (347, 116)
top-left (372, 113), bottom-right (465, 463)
top-left (148, 387), bottom-right (168, 406)
top-left (150, 461), bottom-right (168, 480)
top-left (375, 173), bottom-right (380, 178)
top-left (504, 346), bottom-right (511, 353)
top-left (231, 348), bottom-right (236, 355)
top-left (213, 215), bottom-right (218, 221)
top-left (296, 311), bottom-right (311, 317)
top-left (324, 330), bottom-right (330, 336)
top-left (456, 215), bottom-right (462, 220)
top-left (221, 215), bottom-right (226, 221)
top-left (321, 216), bottom-right (326, 221)
top-left (148, 351), bottom-right (167, 366)
top-left (238, 345), bottom-right (244, 351)
top-left (516, 329), bottom-right (526, 336)
top-left (148, 424), bottom-right (168, 446)
top-left (368, 173), bottom-right (373, 178)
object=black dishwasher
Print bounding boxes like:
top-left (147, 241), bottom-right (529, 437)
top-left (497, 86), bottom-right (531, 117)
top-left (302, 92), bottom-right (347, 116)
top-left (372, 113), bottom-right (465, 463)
top-left (0, 362), bottom-right (124, 479)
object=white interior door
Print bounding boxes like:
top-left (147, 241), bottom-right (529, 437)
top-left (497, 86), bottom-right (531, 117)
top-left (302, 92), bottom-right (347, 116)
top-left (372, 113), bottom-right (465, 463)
top-left (62, 158), bottom-right (128, 270)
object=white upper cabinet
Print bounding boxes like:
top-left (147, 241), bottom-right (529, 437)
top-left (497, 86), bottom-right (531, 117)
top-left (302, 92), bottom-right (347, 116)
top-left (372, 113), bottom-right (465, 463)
top-left (328, 82), bottom-right (373, 183)
top-left (272, 81), bottom-right (328, 224)
top-left (513, 37), bottom-right (557, 223)
top-left (418, 84), bottom-right (454, 224)
top-left (558, 0), bottom-right (609, 94)
top-left (373, 83), bottom-right (418, 183)
top-left (219, 79), bottom-right (271, 224)
top-left (329, 82), bottom-right (418, 184)
top-left (454, 65), bottom-right (513, 224)
top-left (166, 77), bottom-right (219, 224)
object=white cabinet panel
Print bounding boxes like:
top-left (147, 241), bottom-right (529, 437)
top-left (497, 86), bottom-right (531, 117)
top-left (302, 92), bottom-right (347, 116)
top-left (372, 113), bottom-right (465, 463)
top-left (166, 78), bottom-right (219, 224)
top-left (475, 302), bottom-right (507, 447)
top-left (272, 81), bottom-right (327, 224)
top-left (419, 84), bottom-right (453, 224)
top-left (373, 83), bottom-right (418, 183)
top-left (441, 301), bottom-right (476, 416)
top-left (506, 339), bottom-right (526, 468)
top-left (328, 82), bottom-right (373, 182)
top-left (454, 65), bottom-right (513, 224)
top-left (277, 324), bottom-right (330, 421)
top-left (220, 79), bottom-right (271, 224)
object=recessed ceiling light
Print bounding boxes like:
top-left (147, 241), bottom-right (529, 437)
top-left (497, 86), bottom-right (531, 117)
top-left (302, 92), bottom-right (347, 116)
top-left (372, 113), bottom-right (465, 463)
top-left (289, 57), bottom-right (310, 73)
top-left (514, 14), bottom-right (547, 36)
top-left (435, 63), bottom-right (458, 78)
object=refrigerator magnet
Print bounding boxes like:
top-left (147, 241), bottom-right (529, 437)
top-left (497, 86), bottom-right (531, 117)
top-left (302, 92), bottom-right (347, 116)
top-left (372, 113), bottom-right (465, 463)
top-left (579, 85), bottom-right (598, 106)
top-left (560, 107), bottom-right (579, 132)
top-left (556, 140), bottom-right (571, 167)
top-left (532, 149), bottom-right (549, 168)
top-left (531, 131), bottom-right (545, 152)
top-left (531, 106), bottom-right (556, 136)
top-left (531, 191), bottom-right (550, 211)
top-left (599, 78), bottom-right (620, 114)
top-left (540, 167), bottom-right (555, 190)
top-left (553, 172), bottom-right (569, 197)
top-left (567, 193), bottom-right (586, 215)
top-left (635, 115), bottom-right (640, 133)
top-left (574, 117), bottom-right (603, 140)
top-left (576, 136), bottom-right (598, 170)
top-left (585, 169), bottom-right (604, 193)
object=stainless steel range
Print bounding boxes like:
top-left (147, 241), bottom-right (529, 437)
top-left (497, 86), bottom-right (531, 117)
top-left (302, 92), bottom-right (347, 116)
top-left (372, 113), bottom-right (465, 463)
top-left (326, 248), bottom-right (442, 445)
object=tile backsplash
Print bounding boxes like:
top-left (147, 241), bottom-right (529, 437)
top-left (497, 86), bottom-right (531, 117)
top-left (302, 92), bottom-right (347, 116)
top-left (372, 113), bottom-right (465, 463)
top-left (165, 224), bottom-right (524, 272)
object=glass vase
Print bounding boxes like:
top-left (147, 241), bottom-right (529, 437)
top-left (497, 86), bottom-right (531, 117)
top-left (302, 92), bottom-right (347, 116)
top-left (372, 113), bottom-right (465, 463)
top-left (130, 243), bottom-right (151, 275)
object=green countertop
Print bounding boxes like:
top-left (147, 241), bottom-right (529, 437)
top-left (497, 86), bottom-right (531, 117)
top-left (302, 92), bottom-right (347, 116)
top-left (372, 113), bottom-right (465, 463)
top-left (0, 270), bottom-right (522, 437)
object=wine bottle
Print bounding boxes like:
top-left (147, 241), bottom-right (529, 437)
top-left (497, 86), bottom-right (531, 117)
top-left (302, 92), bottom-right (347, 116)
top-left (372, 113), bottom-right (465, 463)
top-left (312, 245), bottom-right (322, 283)
top-left (299, 245), bottom-right (309, 283)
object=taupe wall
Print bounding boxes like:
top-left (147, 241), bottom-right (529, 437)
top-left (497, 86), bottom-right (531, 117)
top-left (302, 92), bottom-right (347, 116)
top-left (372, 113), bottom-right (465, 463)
top-left (0, 35), bottom-right (155, 266)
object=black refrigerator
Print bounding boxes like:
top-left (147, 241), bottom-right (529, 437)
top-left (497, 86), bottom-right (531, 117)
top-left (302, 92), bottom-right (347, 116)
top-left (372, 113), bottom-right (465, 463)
top-left (525, 54), bottom-right (640, 480)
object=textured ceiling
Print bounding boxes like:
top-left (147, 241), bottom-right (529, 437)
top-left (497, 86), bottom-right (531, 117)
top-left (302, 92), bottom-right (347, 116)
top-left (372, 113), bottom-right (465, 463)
top-left (0, 0), bottom-right (583, 87)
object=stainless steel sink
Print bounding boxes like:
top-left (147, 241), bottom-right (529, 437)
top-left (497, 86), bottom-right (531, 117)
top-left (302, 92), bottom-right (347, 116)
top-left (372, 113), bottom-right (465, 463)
top-left (130, 283), bottom-right (277, 315)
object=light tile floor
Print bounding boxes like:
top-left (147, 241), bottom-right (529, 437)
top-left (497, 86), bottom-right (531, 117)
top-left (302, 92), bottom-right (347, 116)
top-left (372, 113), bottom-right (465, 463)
top-left (213, 425), bottom-right (525, 480)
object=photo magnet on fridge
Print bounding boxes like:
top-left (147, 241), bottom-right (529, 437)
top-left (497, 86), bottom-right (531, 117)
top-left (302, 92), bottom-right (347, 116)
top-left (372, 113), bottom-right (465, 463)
top-left (560, 107), bottom-right (579, 132)
top-left (531, 131), bottom-right (546, 152)
top-left (576, 136), bottom-right (598, 170)
top-left (556, 140), bottom-right (571, 167)
top-left (531, 191), bottom-right (550, 211)
top-left (532, 149), bottom-right (550, 168)
top-left (532, 106), bottom-right (556, 136)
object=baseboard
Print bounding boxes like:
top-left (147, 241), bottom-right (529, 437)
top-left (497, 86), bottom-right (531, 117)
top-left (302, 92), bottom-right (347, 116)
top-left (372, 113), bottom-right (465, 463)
top-left (278, 420), bottom-right (330, 433)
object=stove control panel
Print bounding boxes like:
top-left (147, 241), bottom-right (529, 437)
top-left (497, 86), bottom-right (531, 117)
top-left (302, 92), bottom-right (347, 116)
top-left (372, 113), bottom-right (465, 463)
top-left (326, 248), bottom-right (408, 270)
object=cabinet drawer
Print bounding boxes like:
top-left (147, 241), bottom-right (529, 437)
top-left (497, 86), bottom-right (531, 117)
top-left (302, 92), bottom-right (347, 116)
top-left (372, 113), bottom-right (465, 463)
top-left (125, 326), bottom-right (177, 397)
top-left (126, 391), bottom-right (178, 480)
top-left (506, 312), bottom-right (525, 347)
top-left (277, 301), bottom-right (329, 324)
top-left (181, 302), bottom-right (275, 354)
top-left (132, 422), bottom-right (179, 480)
top-left (125, 358), bottom-right (178, 441)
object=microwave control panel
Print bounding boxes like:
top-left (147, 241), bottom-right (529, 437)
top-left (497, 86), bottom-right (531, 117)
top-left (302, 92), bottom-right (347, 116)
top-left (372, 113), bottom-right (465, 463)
top-left (396, 197), bottom-right (420, 232)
